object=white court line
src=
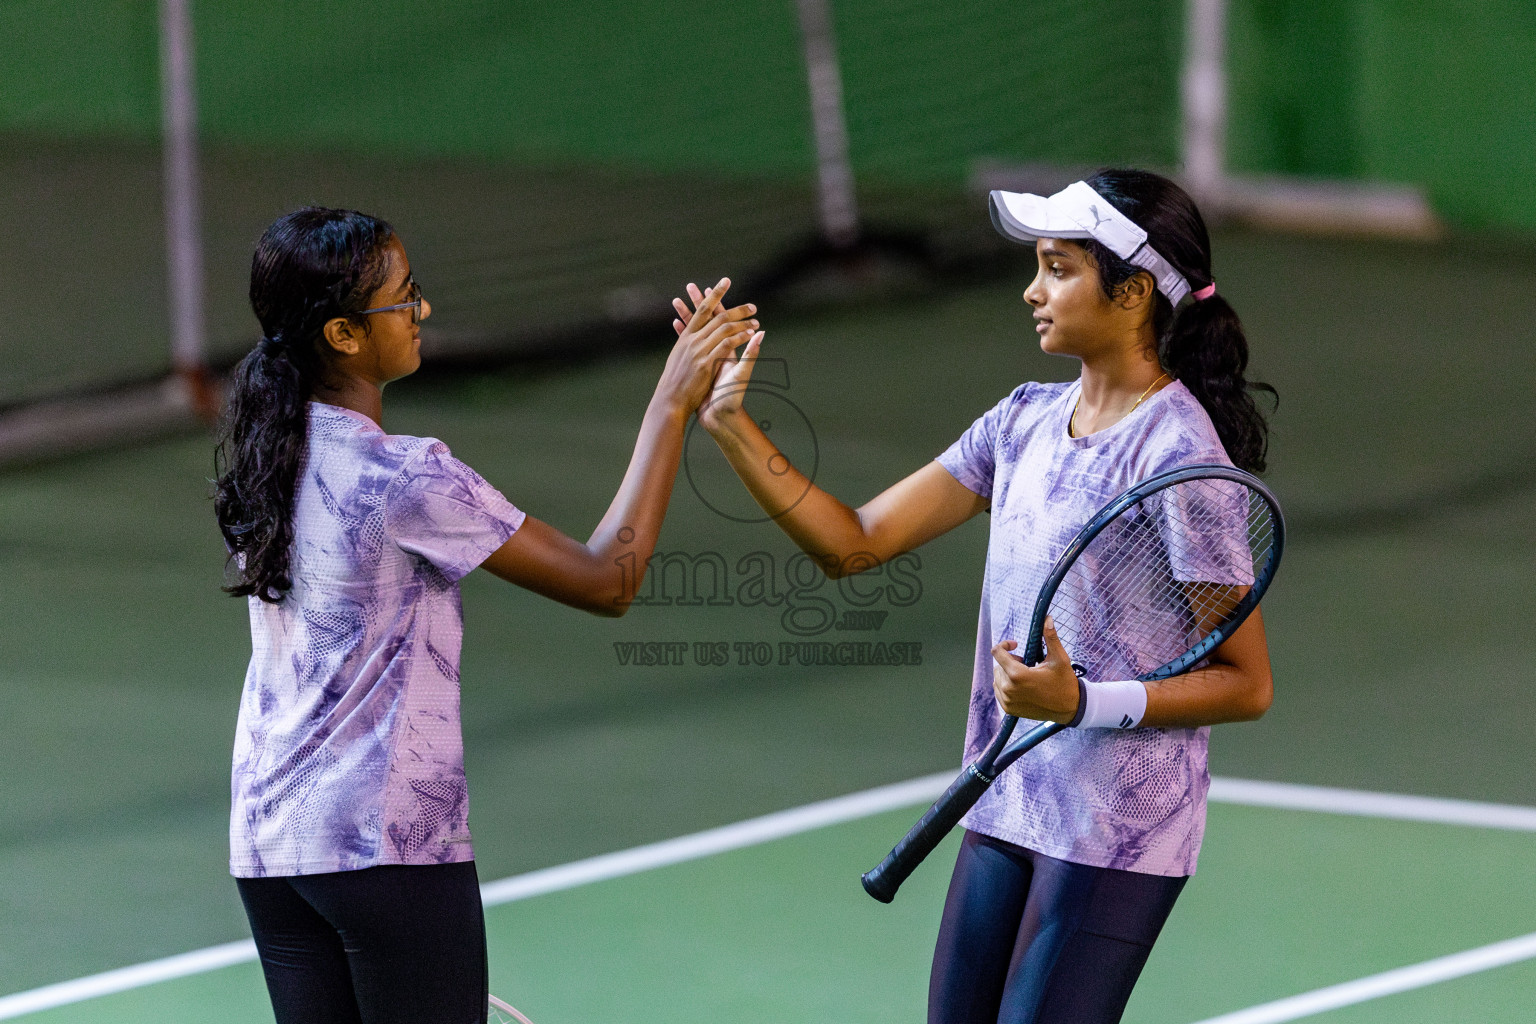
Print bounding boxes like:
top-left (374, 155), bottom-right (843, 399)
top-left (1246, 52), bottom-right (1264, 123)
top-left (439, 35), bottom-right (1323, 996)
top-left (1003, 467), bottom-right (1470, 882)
top-left (0, 942), bottom-right (258, 1021)
top-left (1207, 777), bottom-right (1536, 832)
top-left (1187, 930), bottom-right (1536, 1024)
top-left (479, 772), bottom-right (953, 906)
top-left (0, 773), bottom-right (952, 1021)
top-left (1, 773), bottom-right (1532, 1020)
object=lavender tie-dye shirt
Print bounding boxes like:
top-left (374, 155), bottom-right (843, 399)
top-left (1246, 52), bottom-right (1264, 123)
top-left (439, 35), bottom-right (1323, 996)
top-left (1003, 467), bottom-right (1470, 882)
top-left (230, 403), bottom-right (525, 877)
top-left (937, 379), bottom-right (1232, 877)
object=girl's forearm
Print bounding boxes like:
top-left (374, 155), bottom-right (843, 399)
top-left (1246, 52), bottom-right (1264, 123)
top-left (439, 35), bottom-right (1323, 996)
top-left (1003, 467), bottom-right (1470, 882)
top-left (585, 396), bottom-right (690, 597)
top-left (1140, 662), bottom-right (1273, 727)
top-left (480, 296), bottom-right (760, 614)
top-left (1140, 610), bottom-right (1274, 727)
top-left (707, 411), bottom-right (873, 576)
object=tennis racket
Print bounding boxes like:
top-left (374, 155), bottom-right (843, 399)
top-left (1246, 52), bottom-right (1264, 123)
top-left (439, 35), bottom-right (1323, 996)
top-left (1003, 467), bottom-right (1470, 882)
top-left (489, 994), bottom-right (536, 1024)
top-left (861, 463), bottom-right (1284, 903)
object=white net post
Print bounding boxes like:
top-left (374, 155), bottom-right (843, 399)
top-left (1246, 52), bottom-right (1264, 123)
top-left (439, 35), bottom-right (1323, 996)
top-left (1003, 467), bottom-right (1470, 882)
top-left (159, 0), bottom-right (214, 418)
top-left (795, 0), bottom-right (860, 248)
top-left (1181, 0), bottom-right (1228, 203)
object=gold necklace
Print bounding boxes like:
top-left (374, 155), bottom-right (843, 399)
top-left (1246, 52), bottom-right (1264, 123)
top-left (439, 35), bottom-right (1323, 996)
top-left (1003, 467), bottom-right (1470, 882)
top-left (1129, 371), bottom-right (1171, 412)
top-left (1070, 372), bottom-right (1170, 438)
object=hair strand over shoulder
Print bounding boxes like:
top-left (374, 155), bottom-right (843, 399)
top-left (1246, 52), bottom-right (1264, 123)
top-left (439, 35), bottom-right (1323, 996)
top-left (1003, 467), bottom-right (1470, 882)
top-left (214, 207), bottom-right (395, 602)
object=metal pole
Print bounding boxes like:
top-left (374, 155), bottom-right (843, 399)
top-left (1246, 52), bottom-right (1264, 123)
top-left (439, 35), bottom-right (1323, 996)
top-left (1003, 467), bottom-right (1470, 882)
top-left (1181, 0), bottom-right (1228, 202)
top-left (795, 0), bottom-right (860, 248)
top-left (159, 0), bottom-right (213, 417)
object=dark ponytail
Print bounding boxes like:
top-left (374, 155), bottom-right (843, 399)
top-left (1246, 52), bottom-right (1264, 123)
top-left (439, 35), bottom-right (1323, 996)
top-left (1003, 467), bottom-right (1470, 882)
top-left (1076, 169), bottom-right (1275, 473)
top-left (214, 207), bottom-right (395, 602)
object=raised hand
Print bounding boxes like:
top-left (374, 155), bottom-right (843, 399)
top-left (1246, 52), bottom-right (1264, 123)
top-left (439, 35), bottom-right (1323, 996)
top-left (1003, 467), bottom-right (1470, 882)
top-left (654, 278), bottom-right (761, 419)
top-left (672, 282), bottom-right (764, 434)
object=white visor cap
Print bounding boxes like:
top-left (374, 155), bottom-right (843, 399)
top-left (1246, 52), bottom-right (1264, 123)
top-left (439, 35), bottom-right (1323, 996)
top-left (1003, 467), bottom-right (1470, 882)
top-left (989, 181), bottom-right (1192, 307)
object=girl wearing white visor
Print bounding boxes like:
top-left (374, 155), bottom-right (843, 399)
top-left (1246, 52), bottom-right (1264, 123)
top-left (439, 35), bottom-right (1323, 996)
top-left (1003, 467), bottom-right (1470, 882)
top-left (680, 168), bottom-right (1276, 1023)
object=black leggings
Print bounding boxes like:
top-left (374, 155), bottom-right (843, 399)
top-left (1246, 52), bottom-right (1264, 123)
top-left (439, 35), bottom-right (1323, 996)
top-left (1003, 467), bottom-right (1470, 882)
top-left (236, 861), bottom-right (487, 1024)
top-left (929, 831), bottom-right (1187, 1024)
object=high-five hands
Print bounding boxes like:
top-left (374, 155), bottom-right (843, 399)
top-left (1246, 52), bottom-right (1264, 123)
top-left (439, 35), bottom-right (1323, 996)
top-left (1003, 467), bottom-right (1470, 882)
top-left (991, 618), bottom-right (1083, 724)
top-left (672, 281), bottom-right (763, 433)
top-left (655, 278), bottom-right (762, 419)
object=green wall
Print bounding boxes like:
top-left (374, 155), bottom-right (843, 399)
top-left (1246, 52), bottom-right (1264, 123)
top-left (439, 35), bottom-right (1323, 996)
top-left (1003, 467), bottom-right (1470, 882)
top-left (1228, 0), bottom-right (1536, 232)
top-left (0, 0), bottom-right (1178, 180)
top-left (0, 1), bottom-right (1531, 230)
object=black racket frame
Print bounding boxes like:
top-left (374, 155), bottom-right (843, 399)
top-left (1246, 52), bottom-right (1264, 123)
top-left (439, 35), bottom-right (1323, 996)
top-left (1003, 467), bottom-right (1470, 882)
top-left (860, 464), bottom-right (1285, 903)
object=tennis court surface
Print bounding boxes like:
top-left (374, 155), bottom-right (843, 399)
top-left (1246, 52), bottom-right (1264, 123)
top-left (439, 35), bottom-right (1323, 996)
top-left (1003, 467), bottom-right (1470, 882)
top-left (1, 240), bottom-right (1533, 1020)
top-left (3, 2), bottom-right (1533, 1018)
top-left (5, 779), bottom-right (1535, 1023)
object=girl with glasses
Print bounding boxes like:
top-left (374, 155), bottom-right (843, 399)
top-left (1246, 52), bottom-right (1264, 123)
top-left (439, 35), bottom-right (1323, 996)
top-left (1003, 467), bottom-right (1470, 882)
top-left (214, 206), bottom-right (759, 1024)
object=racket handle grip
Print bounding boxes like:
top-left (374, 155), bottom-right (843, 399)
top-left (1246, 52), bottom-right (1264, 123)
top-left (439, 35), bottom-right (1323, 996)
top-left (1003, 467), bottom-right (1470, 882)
top-left (861, 763), bottom-right (994, 904)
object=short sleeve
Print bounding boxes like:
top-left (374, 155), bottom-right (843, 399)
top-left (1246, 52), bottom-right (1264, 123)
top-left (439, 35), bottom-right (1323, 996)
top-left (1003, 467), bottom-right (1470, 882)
top-left (1133, 392), bottom-right (1252, 587)
top-left (385, 442), bottom-right (526, 582)
top-left (935, 387), bottom-right (1021, 500)
top-left (1159, 477), bottom-right (1255, 586)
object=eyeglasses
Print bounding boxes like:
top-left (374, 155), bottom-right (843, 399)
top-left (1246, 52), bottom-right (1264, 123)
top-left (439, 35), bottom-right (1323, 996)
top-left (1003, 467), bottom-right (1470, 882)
top-left (354, 280), bottom-right (425, 324)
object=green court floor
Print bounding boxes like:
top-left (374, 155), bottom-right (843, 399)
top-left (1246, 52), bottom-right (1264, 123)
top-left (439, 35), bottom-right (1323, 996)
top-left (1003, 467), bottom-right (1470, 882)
top-left (1, 243), bottom-right (1532, 1012)
top-left (9, 799), bottom-right (1534, 1023)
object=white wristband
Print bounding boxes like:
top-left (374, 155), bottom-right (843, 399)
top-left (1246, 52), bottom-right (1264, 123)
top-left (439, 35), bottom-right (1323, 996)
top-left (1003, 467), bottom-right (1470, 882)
top-left (1073, 679), bottom-right (1147, 729)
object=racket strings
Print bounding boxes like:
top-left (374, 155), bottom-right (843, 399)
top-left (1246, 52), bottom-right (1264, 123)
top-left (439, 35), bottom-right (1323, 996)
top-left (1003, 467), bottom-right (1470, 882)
top-left (1044, 478), bottom-right (1277, 681)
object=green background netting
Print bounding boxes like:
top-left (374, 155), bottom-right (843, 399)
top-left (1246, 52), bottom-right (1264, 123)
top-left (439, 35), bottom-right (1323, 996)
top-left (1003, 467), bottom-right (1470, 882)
top-left (0, 0), bottom-right (1531, 407)
top-left (0, 1), bottom-right (1180, 177)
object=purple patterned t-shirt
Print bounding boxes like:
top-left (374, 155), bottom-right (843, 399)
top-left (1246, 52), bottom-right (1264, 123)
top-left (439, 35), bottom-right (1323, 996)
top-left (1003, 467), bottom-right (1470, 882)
top-left (937, 379), bottom-right (1231, 877)
top-left (230, 403), bottom-right (525, 877)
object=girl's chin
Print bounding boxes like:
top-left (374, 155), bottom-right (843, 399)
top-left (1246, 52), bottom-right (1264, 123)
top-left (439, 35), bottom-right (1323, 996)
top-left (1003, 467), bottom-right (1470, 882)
top-left (386, 356), bottom-right (423, 383)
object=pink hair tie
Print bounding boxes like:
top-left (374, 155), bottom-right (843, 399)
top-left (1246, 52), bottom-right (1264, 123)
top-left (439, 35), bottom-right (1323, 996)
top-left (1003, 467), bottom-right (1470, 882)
top-left (1192, 281), bottom-right (1217, 301)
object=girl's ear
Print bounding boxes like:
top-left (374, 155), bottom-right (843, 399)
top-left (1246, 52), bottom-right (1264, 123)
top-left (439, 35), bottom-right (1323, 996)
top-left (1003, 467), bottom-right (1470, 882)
top-left (1113, 270), bottom-right (1157, 314)
top-left (322, 316), bottom-right (363, 356)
